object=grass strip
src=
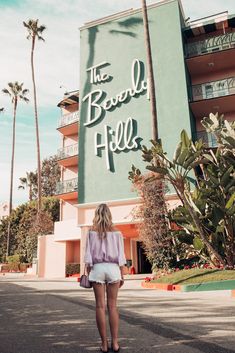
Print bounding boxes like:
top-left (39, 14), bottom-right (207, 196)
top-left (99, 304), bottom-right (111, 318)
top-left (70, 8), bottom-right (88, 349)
top-left (151, 268), bottom-right (235, 285)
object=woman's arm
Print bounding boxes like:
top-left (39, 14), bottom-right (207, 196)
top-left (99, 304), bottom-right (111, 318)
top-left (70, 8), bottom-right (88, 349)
top-left (84, 231), bottom-right (93, 268)
top-left (117, 232), bottom-right (126, 267)
top-left (85, 264), bottom-right (91, 275)
top-left (118, 233), bottom-right (126, 288)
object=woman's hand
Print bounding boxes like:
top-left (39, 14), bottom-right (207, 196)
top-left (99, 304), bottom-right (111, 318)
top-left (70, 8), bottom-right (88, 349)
top-left (119, 277), bottom-right (124, 288)
top-left (86, 265), bottom-right (91, 275)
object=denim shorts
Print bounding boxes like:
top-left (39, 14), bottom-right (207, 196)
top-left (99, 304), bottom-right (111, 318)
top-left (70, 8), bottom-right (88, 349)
top-left (89, 262), bottom-right (121, 284)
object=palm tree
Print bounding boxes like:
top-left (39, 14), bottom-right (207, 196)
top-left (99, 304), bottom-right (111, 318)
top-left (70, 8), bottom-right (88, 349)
top-left (2, 82), bottom-right (29, 256)
top-left (141, 0), bottom-right (158, 141)
top-left (23, 19), bottom-right (46, 213)
top-left (18, 171), bottom-right (37, 201)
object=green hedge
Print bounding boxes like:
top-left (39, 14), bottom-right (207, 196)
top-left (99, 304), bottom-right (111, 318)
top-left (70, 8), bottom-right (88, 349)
top-left (1, 262), bottom-right (31, 273)
top-left (66, 263), bottom-right (80, 276)
top-left (6, 255), bottom-right (20, 263)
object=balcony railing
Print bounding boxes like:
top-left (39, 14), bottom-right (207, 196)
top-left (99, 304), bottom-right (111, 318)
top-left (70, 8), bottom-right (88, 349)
top-left (192, 77), bottom-right (235, 101)
top-left (193, 131), bottom-right (218, 148)
top-left (186, 32), bottom-right (235, 58)
top-left (56, 178), bottom-right (78, 195)
top-left (57, 143), bottom-right (78, 160)
top-left (58, 110), bottom-right (79, 128)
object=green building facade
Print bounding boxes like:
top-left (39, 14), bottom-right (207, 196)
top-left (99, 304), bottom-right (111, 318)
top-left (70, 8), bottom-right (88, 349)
top-left (78, 0), bottom-right (191, 204)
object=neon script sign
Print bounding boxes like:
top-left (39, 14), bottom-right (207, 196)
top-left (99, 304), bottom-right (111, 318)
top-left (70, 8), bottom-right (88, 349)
top-left (82, 59), bottom-right (149, 171)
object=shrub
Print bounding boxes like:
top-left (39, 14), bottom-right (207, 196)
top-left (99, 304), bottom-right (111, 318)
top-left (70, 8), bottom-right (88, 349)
top-left (19, 263), bottom-right (31, 272)
top-left (6, 254), bottom-right (20, 263)
top-left (66, 263), bottom-right (80, 276)
top-left (129, 172), bottom-right (175, 270)
top-left (0, 264), bottom-right (10, 272)
top-left (4, 254), bottom-right (20, 272)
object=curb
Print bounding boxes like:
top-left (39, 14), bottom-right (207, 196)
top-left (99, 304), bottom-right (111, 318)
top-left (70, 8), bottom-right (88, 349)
top-left (141, 282), bottom-right (173, 291)
top-left (181, 279), bottom-right (235, 292)
top-left (141, 279), bottom-right (235, 293)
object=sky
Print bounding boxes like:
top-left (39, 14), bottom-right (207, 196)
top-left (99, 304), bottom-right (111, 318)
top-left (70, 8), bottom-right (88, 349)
top-left (0, 0), bottom-right (235, 207)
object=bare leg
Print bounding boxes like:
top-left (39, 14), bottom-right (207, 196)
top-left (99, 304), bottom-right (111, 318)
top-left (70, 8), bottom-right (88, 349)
top-left (93, 283), bottom-right (108, 351)
top-left (106, 282), bottom-right (120, 351)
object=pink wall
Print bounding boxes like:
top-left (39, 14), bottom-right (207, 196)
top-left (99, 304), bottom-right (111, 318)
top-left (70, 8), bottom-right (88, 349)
top-left (62, 167), bottom-right (77, 179)
top-left (192, 68), bottom-right (235, 85)
top-left (131, 240), bottom-right (138, 272)
top-left (64, 134), bottom-right (78, 147)
top-left (62, 201), bottom-right (77, 220)
top-left (77, 200), bottom-right (141, 226)
top-left (124, 238), bottom-right (131, 259)
top-left (66, 241), bottom-right (80, 264)
top-left (38, 235), bottom-right (66, 278)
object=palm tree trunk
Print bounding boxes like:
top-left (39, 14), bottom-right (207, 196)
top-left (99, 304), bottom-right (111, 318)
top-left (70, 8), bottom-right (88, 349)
top-left (6, 99), bottom-right (17, 257)
top-left (31, 35), bottom-right (42, 213)
top-left (141, 0), bottom-right (158, 141)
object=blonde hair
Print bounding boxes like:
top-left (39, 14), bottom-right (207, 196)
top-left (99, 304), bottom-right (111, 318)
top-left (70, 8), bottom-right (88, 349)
top-left (92, 203), bottom-right (113, 238)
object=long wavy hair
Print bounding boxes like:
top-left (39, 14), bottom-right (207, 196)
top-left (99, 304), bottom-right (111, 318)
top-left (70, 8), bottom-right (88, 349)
top-left (92, 203), bottom-right (113, 238)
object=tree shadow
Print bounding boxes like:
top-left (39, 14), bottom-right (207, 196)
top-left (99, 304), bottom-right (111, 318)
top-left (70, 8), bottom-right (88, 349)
top-left (109, 17), bottom-right (144, 38)
top-left (1, 281), bottom-right (235, 353)
top-left (173, 269), bottom-right (221, 285)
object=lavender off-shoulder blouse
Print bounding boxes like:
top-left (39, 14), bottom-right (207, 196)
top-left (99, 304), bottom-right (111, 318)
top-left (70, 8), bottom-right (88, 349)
top-left (84, 230), bottom-right (126, 267)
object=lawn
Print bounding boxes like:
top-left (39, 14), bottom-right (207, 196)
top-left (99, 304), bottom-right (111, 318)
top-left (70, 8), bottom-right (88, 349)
top-left (152, 268), bottom-right (235, 285)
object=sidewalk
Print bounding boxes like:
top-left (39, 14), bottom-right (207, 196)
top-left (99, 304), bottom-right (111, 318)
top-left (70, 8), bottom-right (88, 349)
top-left (0, 276), bottom-right (234, 353)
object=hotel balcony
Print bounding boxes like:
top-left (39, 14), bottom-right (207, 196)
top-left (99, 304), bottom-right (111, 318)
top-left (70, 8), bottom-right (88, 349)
top-left (55, 177), bottom-right (78, 200)
top-left (186, 32), bottom-right (235, 58)
top-left (185, 33), bottom-right (235, 77)
top-left (57, 110), bottom-right (79, 135)
top-left (190, 77), bottom-right (235, 118)
top-left (193, 130), bottom-right (218, 148)
top-left (57, 143), bottom-right (78, 167)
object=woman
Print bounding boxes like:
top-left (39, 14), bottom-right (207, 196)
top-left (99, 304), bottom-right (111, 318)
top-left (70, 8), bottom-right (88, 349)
top-left (84, 203), bottom-right (126, 353)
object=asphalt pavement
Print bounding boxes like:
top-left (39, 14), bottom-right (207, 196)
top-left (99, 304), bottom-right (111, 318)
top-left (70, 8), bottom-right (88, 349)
top-left (0, 275), bottom-right (235, 353)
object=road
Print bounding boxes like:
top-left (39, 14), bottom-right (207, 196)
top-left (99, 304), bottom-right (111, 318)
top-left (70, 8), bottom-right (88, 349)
top-left (0, 276), bottom-right (235, 353)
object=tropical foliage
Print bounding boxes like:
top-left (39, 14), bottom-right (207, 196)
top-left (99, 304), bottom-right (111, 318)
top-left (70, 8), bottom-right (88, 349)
top-left (129, 172), bottom-right (175, 269)
top-left (2, 81), bottom-right (29, 256)
top-left (18, 155), bottom-right (60, 200)
top-left (0, 197), bottom-right (59, 263)
top-left (131, 113), bottom-right (235, 268)
top-left (23, 19), bottom-right (46, 213)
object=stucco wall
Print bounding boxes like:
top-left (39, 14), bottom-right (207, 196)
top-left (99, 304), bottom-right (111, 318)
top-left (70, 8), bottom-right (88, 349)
top-left (37, 235), bottom-right (66, 278)
top-left (78, 0), bottom-right (189, 205)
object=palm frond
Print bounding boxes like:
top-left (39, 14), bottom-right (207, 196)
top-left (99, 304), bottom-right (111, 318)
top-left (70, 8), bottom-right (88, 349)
top-left (24, 18), bottom-right (46, 40)
top-left (2, 88), bottom-right (10, 96)
top-left (19, 177), bottom-right (27, 183)
top-left (38, 25), bottom-right (46, 33)
top-left (18, 185), bottom-right (25, 190)
top-left (19, 95), bottom-right (29, 103)
top-left (37, 35), bottom-right (45, 41)
top-left (3, 82), bottom-right (29, 104)
top-left (23, 21), bottom-right (29, 28)
top-left (22, 89), bottom-right (29, 95)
